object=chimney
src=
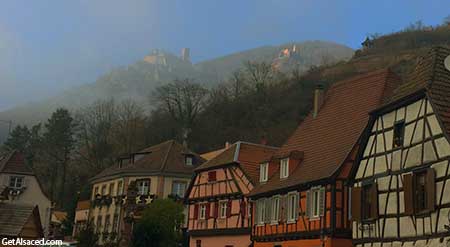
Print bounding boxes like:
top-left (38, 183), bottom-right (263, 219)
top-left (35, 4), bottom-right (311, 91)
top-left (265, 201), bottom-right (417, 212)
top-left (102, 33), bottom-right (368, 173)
top-left (260, 134), bottom-right (268, 145)
top-left (313, 84), bottom-right (324, 118)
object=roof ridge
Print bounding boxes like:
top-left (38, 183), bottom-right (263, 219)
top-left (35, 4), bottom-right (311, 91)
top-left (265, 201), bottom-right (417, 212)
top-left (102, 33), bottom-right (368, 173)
top-left (236, 141), bottom-right (279, 149)
top-left (160, 140), bottom-right (175, 171)
top-left (233, 142), bottom-right (241, 162)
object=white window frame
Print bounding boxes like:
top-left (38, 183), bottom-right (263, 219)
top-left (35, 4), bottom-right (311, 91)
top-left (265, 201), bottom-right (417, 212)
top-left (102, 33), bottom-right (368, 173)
top-left (185, 156), bottom-right (193, 166)
top-left (172, 181), bottom-right (187, 197)
top-left (219, 201), bottom-right (227, 219)
top-left (271, 196), bottom-right (280, 224)
top-left (199, 204), bottom-right (207, 220)
top-left (287, 192), bottom-right (298, 223)
top-left (137, 180), bottom-right (150, 195)
top-left (280, 158), bottom-right (289, 179)
top-left (256, 199), bottom-right (266, 225)
top-left (259, 163), bottom-right (269, 183)
top-left (311, 187), bottom-right (321, 218)
top-left (9, 176), bottom-right (24, 189)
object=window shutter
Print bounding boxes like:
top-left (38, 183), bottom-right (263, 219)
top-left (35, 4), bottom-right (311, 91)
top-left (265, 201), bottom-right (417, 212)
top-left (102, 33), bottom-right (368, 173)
top-left (319, 187), bottom-right (325, 216)
top-left (227, 200), bottom-right (232, 217)
top-left (306, 191), bottom-right (311, 218)
top-left (403, 173), bottom-right (414, 215)
top-left (194, 204), bottom-right (199, 220)
top-left (214, 202), bottom-right (219, 218)
top-left (351, 187), bottom-right (361, 221)
top-left (206, 203), bottom-right (211, 219)
top-left (370, 183), bottom-right (379, 219)
top-left (426, 168), bottom-right (436, 212)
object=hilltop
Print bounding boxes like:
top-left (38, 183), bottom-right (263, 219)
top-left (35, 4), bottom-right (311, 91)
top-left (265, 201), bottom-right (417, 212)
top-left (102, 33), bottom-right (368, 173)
top-left (0, 41), bottom-right (353, 140)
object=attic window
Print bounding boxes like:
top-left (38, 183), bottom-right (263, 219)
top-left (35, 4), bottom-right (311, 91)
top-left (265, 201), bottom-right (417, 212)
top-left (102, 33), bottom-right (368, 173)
top-left (393, 121), bottom-right (405, 148)
top-left (260, 163), bottom-right (269, 183)
top-left (185, 156), bottom-right (193, 166)
top-left (280, 158), bottom-right (289, 179)
top-left (9, 176), bottom-right (24, 189)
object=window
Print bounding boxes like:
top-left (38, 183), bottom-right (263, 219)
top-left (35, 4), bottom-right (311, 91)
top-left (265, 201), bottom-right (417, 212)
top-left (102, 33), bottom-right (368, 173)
top-left (109, 183), bottom-right (114, 195)
top-left (287, 192), bottom-right (298, 222)
top-left (415, 172), bottom-right (427, 212)
top-left (208, 171), bottom-right (217, 182)
top-left (104, 215), bottom-right (110, 232)
top-left (362, 184), bottom-right (374, 220)
top-left (403, 169), bottom-right (435, 215)
top-left (220, 201), bottom-right (227, 218)
top-left (136, 179), bottom-right (150, 195)
top-left (196, 240), bottom-right (201, 247)
top-left (171, 181), bottom-right (187, 197)
top-left (259, 163), bottom-right (269, 183)
top-left (393, 121), bottom-right (405, 148)
top-left (117, 181), bottom-right (123, 196)
top-left (280, 158), bottom-right (289, 179)
top-left (271, 196), bottom-right (280, 223)
top-left (256, 199), bottom-right (266, 225)
top-left (101, 185), bottom-right (107, 195)
top-left (96, 216), bottom-right (103, 233)
top-left (9, 176), bottom-right (24, 189)
top-left (199, 204), bottom-right (207, 220)
top-left (308, 187), bottom-right (324, 218)
top-left (112, 214), bottom-right (119, 231)
top-left (185, 156), bottom-right (193, 166)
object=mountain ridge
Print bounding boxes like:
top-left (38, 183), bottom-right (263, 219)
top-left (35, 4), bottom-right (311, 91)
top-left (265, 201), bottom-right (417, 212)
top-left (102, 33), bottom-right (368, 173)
top-left (0, 40), bottom-right (353, 132)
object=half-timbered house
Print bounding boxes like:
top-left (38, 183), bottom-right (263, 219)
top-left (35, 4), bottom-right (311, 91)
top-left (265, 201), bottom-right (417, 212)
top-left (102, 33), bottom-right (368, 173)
top-left (186, 141), bottom-right (278, 247)
top-left (248, 69), bottom-right (400, 247)
top-left (350, 46), bottom-right (450, 247)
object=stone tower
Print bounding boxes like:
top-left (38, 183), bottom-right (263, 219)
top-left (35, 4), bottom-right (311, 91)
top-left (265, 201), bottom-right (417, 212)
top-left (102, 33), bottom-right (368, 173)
top-left (181, 48), bottom-right (190, 62)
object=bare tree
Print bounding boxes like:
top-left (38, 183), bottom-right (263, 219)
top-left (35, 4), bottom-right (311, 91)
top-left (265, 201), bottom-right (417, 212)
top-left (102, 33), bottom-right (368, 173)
top-left (112, 100), bottom-right (146, 154)
top-left (75, 99), bottom-right (117, 173)
top-left (243, 61), bottom-right (274, 91)
top-left (153, 79), bottom-right (208, 147)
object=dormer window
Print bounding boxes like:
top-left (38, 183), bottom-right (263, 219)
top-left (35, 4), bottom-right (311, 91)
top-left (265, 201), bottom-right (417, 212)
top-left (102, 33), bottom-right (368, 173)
top-left (280, 158), bottom-right (289, 179)
top-left (185, 156), bottom-right (193, 166)
top-left (259, 163), bottom-right (269, 183)
top-left (9, 176), bottom-right (24, 189)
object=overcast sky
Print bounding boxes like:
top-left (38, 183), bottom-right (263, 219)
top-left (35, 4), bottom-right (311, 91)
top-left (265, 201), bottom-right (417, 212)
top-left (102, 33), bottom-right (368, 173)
top-left (0, 0), bottom-right (448, 110)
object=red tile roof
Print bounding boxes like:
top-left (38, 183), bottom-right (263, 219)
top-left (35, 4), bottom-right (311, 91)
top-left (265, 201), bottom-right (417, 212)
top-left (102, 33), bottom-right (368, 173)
top-left (0, 151), bottom-right (34, 175)
top-left (249, 69), bottom-right (401, 197)
top-left (91, 140), bottom-right (205, 182)
top-left (195, 141), bottom-right (278, 184)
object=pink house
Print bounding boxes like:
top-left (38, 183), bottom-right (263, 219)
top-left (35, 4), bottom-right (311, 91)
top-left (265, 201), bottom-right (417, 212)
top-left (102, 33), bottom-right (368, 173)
top-left (186, 141), bottom-right (278, 247)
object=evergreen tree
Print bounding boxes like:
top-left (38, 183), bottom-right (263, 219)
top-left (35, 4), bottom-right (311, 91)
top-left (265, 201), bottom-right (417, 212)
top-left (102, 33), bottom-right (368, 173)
top-left (43, 108), bottom-right (76, 207)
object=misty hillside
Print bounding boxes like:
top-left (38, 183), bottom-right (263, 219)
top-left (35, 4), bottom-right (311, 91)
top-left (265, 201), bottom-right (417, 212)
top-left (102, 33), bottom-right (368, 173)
top-left (0, 40), bottom-right (353, 140)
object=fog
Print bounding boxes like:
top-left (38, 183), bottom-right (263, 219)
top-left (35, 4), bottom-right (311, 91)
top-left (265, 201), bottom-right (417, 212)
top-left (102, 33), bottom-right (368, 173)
top-left (0, 0), bottom-right (447, 110)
